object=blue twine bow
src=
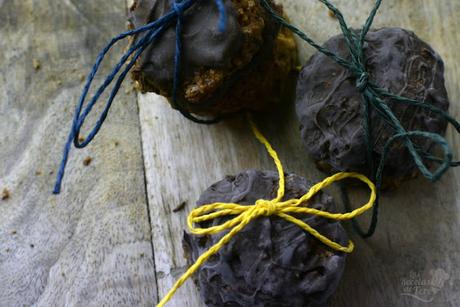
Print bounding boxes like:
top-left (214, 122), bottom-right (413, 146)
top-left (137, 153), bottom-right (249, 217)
top-left (260, 0), bottom-right (460, 237)
top-left (53, 0), bottom-right (227, 194)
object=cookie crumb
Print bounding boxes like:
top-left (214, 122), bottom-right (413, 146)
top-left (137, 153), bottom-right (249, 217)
top-left (11, 230), bottom-right (17, 235)
top-left (114, 141), bottom-right (120, 147)
top-left (78, 135), bottom-right (85, 143)
top-left (35, 170), bottom-right (42, 176)
top-left (328, 10), bottom-right (336, 18)
top-left (133, 81), bottom-right (142, 91)
top-left (1, 188), bottom-right (10, 200)
top-left (79, 74), bottom-right (86, 82)
top-left (32, 58), bottom-right (41, 70)
top-left (173, 201), bottom-right (187, 213)
top-left (83, 157), bottom-right (92, 166)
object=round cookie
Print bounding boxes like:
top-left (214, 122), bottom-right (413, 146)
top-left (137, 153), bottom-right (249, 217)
top-left (296, 27), bottom-right (449, 185)
top-left (129, 0), bottom-right (297, 117)
top-left (183, 170), bottom-right (348, 307)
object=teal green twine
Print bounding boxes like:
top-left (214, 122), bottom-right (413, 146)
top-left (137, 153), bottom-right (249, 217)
top-left (260, 0), bottom-right (460, 237)
top-left (53, 0), bottom-right (227, 194)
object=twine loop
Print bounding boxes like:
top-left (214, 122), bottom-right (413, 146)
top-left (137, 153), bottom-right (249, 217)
top-left (53, 0), bottom-right (226, 194)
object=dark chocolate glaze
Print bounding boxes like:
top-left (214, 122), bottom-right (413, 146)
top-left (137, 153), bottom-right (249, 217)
top-left (184, 170), bottom-right (348, 307)
top-left (129, 0), bottom-right (242, 87)
top-left (296, 27), bottom-right (449, 180)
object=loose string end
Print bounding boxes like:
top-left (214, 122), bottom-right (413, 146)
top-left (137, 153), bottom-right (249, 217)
top-left (53, 169), bottom-right (64, 195)
top-left (53, 127), bottom-right (76, 194)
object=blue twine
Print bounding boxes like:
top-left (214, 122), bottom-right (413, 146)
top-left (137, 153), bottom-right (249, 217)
top-left (260, 0), bottom-right (460, 237)
top-left (53, 0), bottom-right (227, 194)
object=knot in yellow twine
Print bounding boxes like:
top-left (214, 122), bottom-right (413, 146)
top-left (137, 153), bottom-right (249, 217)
top-left (157, 115), bottom-right (377, 307)
top-left (256, 199), bottom-right (278, 216)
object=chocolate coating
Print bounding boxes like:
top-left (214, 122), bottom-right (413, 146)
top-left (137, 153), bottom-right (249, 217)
top-left (296, 27), bottom-right (449, 181)
top-left (129, 0), bottom-right (242, 89)
top-left (184, 170), bottom-right (348, 307)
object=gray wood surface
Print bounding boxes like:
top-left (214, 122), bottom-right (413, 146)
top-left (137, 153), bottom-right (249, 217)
top-left (137, 1), bottom-right (460, 306)
top-left (1, 0), bottom-right (459, 306)
top-left (0, 1), bottom-right (156, 306)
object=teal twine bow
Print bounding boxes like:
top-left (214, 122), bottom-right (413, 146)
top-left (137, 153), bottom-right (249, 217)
top-left (261, 0), bottom-right (460, 237)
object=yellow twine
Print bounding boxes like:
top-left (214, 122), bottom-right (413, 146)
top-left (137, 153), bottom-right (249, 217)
top-left (157, 115), bottom-right (377, 307)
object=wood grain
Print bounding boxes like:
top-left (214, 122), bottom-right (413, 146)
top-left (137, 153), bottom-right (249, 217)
top-left (138, 0), bottom-right (460, 306)
top-left (0, 0), bottom-right (156, 306)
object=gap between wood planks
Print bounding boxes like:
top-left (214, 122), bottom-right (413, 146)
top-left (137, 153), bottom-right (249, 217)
top-left (136, 94), bottom-right (161, 304)
top-left (125, 0), bottom-right (160, 303)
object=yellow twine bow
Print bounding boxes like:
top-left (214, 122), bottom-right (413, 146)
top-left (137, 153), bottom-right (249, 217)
top-left (157, 115), bottom-right (377, 307)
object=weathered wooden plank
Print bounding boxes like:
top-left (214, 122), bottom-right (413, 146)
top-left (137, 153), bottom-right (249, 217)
top-left (139, 0), bottom-right (459, 306)
top-left (0, 0), bottom-right (156, 306)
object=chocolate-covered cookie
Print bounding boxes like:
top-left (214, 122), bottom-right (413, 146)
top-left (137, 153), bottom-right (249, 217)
top-left (183, 170), bottom-right (348, 307)
top-left (129, 0), bottom-right (297, 117)
top-left (296, 27), bottom-right (449, 184)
